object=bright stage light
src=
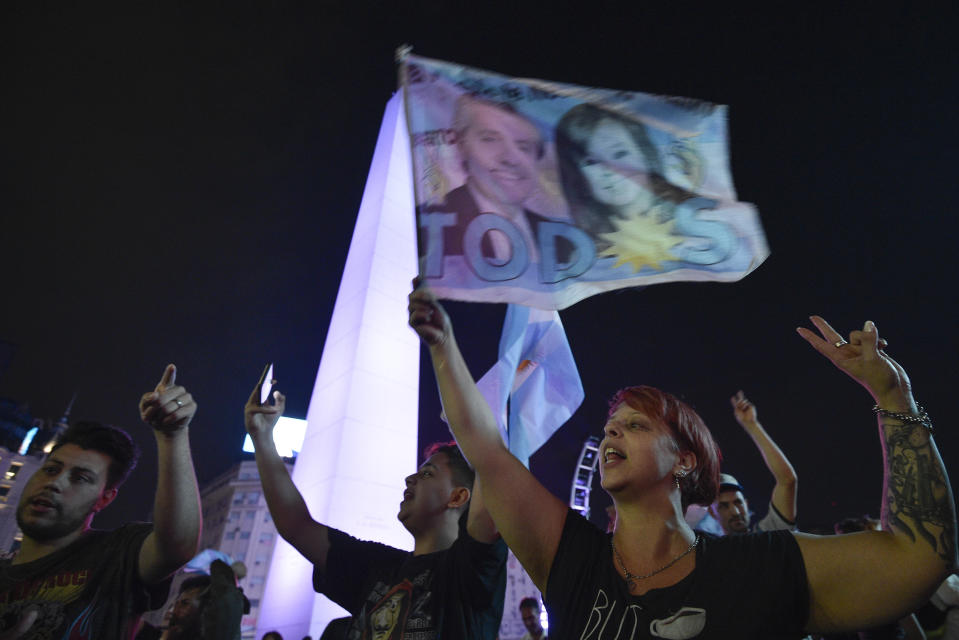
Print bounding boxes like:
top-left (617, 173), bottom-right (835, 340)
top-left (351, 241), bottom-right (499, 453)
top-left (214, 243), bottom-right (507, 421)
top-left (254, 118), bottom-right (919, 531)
top-left (242, 416), bottom-right (307, 458)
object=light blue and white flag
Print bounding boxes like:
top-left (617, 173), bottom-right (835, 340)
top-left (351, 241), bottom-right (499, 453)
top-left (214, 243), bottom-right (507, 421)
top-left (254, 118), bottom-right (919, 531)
top-left (403, 53), bottom-right (769, 310)
top-left (475, 304), bottom-right (584, 467)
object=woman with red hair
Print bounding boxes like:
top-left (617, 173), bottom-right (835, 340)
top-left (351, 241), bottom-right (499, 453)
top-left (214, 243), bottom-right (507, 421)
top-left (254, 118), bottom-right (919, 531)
top-left (409, 283), bottom-right (955, 639)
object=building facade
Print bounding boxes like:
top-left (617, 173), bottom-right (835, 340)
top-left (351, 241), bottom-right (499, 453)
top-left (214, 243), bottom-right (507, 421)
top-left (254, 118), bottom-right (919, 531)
top-left (0, 449), bottom-right (43, 553)
top-left (0, 398), bottom-right (70, 553)
top-left (198, 458), bottom-right (292, 638)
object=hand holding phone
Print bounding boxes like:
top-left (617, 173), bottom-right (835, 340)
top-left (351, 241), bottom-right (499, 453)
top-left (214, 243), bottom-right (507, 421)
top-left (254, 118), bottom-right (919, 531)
top-left (245, 364), bottom-right (287, 445)
top-left (258, 363), bottom-right (275, 405)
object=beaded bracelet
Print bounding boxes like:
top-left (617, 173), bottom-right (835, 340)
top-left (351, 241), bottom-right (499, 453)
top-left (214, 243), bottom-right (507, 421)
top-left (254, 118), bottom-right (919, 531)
top-left (872, 403), bottom-right (934, 434)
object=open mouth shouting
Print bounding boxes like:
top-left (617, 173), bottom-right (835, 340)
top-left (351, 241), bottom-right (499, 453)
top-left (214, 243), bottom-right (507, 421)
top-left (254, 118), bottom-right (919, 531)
top-left (603, 447), bottom-right (626, 466)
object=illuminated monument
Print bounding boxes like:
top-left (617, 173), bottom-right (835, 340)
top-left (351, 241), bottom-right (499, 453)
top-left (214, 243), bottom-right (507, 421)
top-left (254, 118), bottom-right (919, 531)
top-left (256, 92), bottom-right (419, 638)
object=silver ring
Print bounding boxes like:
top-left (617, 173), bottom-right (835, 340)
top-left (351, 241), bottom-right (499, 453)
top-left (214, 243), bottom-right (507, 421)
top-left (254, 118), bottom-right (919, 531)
top-left (175, 399), bottom-right (184, 407)
top-left (834, 339), bottom-right (847, 348)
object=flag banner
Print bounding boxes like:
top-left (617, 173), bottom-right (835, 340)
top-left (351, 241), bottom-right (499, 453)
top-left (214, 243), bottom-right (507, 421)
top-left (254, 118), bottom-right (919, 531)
top-left (475, 304), bottom-right (584, 467)
top-left (402, 54), bottom-right (769, 310)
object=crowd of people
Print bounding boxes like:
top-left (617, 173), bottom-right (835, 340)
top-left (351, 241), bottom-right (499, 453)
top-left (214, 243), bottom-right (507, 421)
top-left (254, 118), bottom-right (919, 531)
top-left (0, 291), bottom-right (953, 639)
top-left (0, 97), bottom-right (955, 639)
top-left (406, 284), bottom-right (957, 639)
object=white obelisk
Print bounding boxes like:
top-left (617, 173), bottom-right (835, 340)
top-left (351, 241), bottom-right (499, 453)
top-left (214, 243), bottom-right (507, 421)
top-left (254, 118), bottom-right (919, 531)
top-left (256, 91), bottom-right (419, 639)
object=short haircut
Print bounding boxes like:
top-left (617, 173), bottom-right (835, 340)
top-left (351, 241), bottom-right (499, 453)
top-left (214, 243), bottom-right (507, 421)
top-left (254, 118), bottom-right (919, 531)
top-left (423, 441), bottom-right (474, 491)
top-left (50, 421), bottom-right (140, 490)
top-left (519, 596), bottom-right (540, 611)
top-left (451, 93), bottom-right (545, 159)
top-left (608, 386), bottom-right (721, 511)
top-left (262, 632), bottom-right (284, 640)
top-left (179, 574), bottom-right (212, 594)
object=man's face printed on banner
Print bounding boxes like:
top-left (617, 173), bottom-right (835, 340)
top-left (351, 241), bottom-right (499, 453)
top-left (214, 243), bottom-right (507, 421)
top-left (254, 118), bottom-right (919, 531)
top-left (458, 101), bottom-right (541, 208)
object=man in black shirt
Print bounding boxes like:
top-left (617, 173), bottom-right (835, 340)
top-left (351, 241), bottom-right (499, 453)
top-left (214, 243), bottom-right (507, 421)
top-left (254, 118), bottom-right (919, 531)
top-left (0, 364), bottom-right (202, 639)
top-left (246, 377), bottom-right (506, 639)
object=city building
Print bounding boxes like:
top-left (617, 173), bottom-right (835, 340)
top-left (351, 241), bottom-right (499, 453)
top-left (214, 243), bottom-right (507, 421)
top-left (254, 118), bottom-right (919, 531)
top-left (198, 458), bottom-right (292, 638)
top-left (0, 397), bottom-right (71, 553)
top-left (0, 447), bottom-right (42, 553)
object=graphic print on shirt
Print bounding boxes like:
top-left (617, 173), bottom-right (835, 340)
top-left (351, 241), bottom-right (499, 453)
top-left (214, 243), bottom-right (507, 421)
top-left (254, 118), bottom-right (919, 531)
top-left (365, 581), bottom-right (412, 640)
top-left (354, 563), bottom-right (438, 640)
top-left (0, 569), bottom-right (89, 605)
top-left (579, 589), bottom-right (707, 639)
top-left (649, 607), bottom-right (706, 639)
top-left (0, 569), bottom-right (94, 639)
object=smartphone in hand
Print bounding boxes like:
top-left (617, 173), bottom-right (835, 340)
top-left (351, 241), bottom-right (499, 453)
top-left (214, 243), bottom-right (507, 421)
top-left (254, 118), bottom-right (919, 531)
top-left (258, 363), bottom-right (275, 405)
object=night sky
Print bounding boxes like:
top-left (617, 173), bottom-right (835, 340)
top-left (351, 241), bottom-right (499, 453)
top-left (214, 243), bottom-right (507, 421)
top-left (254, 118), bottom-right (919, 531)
top-left (2, 5), bottom-right (955, 533)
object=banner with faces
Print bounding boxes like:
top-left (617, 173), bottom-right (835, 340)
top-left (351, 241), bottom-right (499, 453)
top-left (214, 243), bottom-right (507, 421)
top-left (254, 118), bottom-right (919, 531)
top-left (403, 54), bottom-right (769, 310)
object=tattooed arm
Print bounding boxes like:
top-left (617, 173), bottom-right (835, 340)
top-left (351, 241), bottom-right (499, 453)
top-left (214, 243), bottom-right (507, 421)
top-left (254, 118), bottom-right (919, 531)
top-left (882, 417), bottom-right (954, 562)
top-left (794, 317), bottom-right (957, 633)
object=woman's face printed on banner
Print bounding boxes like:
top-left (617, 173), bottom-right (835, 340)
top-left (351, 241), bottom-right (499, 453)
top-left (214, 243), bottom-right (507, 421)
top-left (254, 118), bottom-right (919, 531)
top-left (579, 119), bottom-right (651, 207)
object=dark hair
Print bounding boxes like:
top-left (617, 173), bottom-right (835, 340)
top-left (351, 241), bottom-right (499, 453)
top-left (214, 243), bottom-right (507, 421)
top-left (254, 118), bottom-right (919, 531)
top-left (179, 574), bottom-right (212, 594)
top-left (607, 386), bottom-right (721, 510)
top-left (423, 441), bottom-right (474, 491)
top-left (555, 103), bottom-right (689, 249)
top-left (50, 421), bottom-right (140, 490)
top-left (519, 596), bottom-right (540, 611)
top-left (262, 632), bottom-right (284, 640)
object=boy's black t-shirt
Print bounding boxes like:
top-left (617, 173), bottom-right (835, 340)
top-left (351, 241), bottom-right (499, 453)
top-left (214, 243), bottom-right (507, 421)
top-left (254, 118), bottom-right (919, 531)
top-left (315, 526), bottom-right (507, 639)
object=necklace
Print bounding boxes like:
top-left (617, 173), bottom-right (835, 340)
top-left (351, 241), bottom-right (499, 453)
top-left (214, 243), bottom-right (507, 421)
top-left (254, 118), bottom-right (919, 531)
top-left (611, 534), bottom-right (700, 590)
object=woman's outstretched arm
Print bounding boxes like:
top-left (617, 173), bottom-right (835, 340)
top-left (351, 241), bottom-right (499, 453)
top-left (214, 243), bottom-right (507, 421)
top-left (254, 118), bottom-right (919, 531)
top-left (409, 283), bottom-right (568, 591)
